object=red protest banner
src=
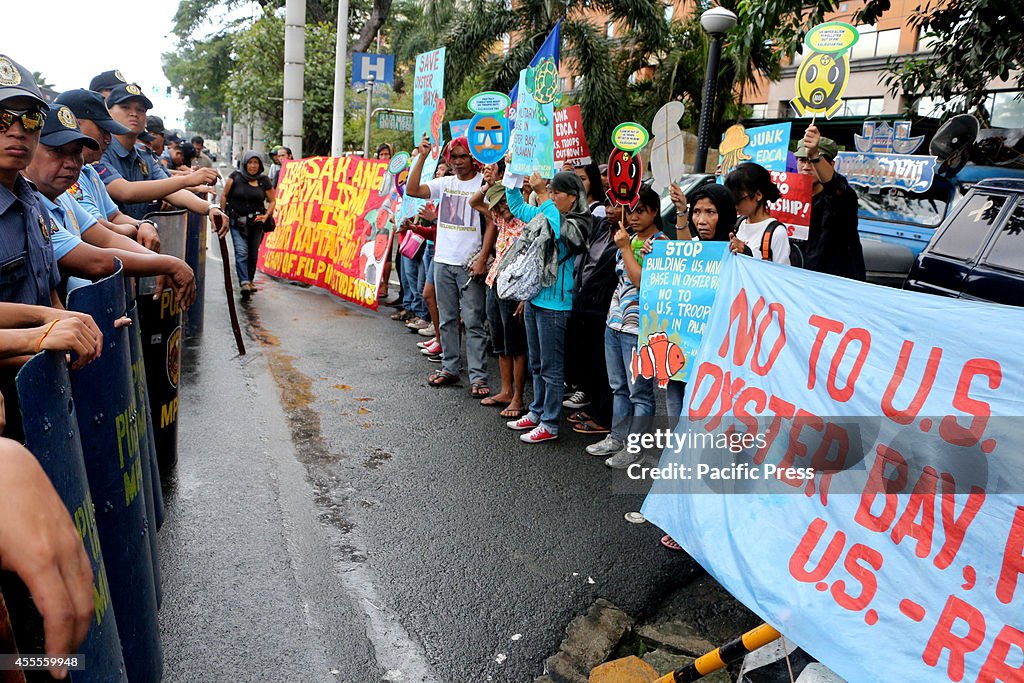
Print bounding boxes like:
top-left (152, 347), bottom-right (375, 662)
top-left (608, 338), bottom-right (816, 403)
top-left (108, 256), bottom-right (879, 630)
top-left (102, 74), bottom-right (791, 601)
top-left (554, 105), bottom-right (591, 166)
top-left (769, 170), bottom-right (813, 241)
top-left (257, 156), bottom-right (393, 310)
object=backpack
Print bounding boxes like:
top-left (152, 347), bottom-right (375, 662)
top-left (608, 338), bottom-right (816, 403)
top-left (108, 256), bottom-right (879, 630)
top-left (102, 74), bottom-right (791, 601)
top-left (561, 212), bottom-right (592, 255)
top-left (496, 213), bottom-right (558, 301)
top-left (758, 219), bottom-right (804, 268)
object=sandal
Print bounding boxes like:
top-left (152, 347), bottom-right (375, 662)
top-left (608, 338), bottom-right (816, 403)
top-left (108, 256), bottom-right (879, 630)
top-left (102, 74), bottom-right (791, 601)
top-left (500, 406), bottom-right (526, 419)
top-left (470, 381), bottom-right (491, 399)
top-left (660, 535), bottom-right (683, 552)
top-left (428, 370), bottom-right (460, 387)
top-left (479, 396), bottom-right (511, 407)
top-left (572, 419), bottom-right (610, 435)
top-left (391, 309), bottom-right (412, 321)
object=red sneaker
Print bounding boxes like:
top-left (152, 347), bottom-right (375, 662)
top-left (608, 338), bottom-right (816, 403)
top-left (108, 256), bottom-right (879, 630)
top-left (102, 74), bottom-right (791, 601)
top-left (506, 414), bottom-right (539, 431)
top-left (520, 425), bottom-right (558, 443)
top-left (419, 340), bottom-right (442, 355)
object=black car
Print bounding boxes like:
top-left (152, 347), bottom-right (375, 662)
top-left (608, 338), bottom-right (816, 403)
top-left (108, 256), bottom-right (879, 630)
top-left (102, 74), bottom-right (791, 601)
top-left (904, 178), bottom-right (1024, 306)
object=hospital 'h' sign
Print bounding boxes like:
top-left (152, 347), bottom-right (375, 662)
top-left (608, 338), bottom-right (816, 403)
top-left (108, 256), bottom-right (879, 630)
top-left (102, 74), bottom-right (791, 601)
top-left (352, 53), bottom-right (394, 87)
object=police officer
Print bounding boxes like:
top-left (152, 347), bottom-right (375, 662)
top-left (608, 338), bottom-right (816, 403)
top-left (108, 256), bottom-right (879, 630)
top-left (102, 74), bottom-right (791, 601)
top-left (88, 69), bottom-right (128, 98)
top-left (99, 83), bottom-right (226, 233)
top-left (0, 55), bottom-right (102, 440)
top-left (24, 103), bottom-right (196, 307)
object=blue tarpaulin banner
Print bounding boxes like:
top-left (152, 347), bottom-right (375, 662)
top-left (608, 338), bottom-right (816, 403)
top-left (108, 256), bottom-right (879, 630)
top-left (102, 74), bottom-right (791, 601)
top-left (642, 255), bottom-right (1024, 683)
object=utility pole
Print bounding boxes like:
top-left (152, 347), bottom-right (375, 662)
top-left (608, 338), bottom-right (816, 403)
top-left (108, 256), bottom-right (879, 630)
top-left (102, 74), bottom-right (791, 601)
top-left (331, 0), bottom-right (350, 156)
top-left (283, 0), bottom-right (305, 158)
top-left (362, 78), bottom-right (375, 157)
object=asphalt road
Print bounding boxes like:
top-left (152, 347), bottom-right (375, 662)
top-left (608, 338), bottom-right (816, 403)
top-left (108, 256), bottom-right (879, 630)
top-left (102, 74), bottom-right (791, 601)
top-left (158, 251), bottom-right (696, 682)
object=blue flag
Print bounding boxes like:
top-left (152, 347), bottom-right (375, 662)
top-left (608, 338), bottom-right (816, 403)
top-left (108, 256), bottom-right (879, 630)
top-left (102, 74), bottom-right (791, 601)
top-left (508, 20), bottom-right (562, 123)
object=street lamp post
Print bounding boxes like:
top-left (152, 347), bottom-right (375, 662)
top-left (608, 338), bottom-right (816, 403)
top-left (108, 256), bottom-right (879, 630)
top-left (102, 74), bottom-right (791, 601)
top-left (694, 6), bottom-right (738, 175)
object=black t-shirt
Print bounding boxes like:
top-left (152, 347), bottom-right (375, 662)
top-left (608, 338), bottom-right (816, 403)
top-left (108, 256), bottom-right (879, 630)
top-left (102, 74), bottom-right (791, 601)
top-left (226, 172), bottom-right (272, 216)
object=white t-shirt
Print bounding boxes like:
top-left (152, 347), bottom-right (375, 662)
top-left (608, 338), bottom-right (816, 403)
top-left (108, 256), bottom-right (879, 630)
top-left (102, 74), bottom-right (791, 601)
top-left (735, 217), bottom-right (791, 265)
top-left (426, 173), bottom-right (484, 266)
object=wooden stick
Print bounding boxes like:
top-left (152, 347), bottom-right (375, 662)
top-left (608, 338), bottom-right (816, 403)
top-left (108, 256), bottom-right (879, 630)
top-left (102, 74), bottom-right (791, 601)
top-left (218, 235), bottom-right (246, 356)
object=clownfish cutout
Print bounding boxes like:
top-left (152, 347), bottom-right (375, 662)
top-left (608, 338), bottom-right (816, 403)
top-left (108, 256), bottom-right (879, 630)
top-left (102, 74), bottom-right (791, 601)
top-left (630, 332), bottom-right (686, 388)
top-left (607, 121), bottom-right (650, 210)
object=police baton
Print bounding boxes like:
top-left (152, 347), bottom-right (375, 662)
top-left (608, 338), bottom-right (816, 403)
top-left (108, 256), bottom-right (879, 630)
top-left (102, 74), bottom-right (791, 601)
top-left (217, 234), bottom-right (246, 356)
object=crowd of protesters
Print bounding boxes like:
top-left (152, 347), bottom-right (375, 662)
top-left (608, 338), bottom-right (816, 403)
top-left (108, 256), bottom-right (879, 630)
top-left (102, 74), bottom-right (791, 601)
top-left (378, 125), bottom-right (865, 463)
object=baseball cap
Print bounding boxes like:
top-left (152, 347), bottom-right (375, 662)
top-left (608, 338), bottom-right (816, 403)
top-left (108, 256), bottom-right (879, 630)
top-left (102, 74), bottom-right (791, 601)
top-left (89, 70), bottom-right (128, 93)
top-left (54, 89), bottom-right (130, 135)
top-left (105, 83), bottom-right (153, 110)
top-left (166, 131), bottom-right (183, 145)
top-left (39, 105), bottom-right (100, 150)
top-left (484, 183), bottom-right (505, 209)
top-left (0, 54), bottom-right (49, 110)
top-left (145, 115), bottom-right (166, 136)
top-left (796, 136), bottom-right (839, 160)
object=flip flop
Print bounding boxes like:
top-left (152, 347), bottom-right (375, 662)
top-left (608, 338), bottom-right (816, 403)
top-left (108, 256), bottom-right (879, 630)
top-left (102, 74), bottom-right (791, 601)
top-left (480, 396), bottom-right (511, 407)
top-left (660, 535), bottom-right (683, 552)
top-left (470, 382), bottom-right (491, 399)
top-left (500, 407), bottom-right (526, 419)
top-left (428, 370), bottom-right (460, 387)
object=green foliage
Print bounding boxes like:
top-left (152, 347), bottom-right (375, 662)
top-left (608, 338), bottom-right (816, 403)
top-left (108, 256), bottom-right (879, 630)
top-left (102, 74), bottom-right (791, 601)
top-left (163, 32), bottom-right (234, 138)
top-left (882, 0), bottom-right (1023, 121)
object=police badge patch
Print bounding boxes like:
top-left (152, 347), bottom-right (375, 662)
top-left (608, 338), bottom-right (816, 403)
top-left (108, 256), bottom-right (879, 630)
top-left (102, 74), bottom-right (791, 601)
top-left (0, 57), bottom-right (20, 87)
top-left (56, 106), bottom-right (77, 129)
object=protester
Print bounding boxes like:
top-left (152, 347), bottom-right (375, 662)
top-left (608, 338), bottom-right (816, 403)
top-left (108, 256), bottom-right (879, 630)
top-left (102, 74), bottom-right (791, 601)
top-left (586, 187), bottom-right (665, 466)
top-left (471, 163), bottom-right (528, 418)
top-left (796, 126), bottom-right (866, 280)
top-left (190, 135), bottom-right (213, 168)
top-left (221, 151), bottom-right (276, 297)
top-left (563, 199), bottom-right (621, 435)
top-left (504, 171), bottom-right (589, 443)
top-left (375, 143), bottom-right (394, 161)
top-left (0, 437), bottom-right (94, 680)
top-left (406, 136), bottom-right (493, 395)
top-left (273, 146), bottom-right (293, 188)
top-left (573, 162), bottom-right (607, 219)
top-left (724, 162), bottom-right (789, 264)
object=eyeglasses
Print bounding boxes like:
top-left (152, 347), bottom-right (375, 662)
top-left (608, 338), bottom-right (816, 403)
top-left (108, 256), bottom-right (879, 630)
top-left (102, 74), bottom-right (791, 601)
top-left (0, 108), bottom-right (46, 134)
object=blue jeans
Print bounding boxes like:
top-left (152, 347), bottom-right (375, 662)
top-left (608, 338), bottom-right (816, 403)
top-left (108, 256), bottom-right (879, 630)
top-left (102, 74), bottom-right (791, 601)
top-left (433, 262), bottom-right (487, 382)
top-left (524, 303), bottom-right (569, 431)
top-left (400, 252), bottom-right (427, 319)
top-left (605, 327), bottom-right (656, 441)
top-left (229, 218), bottom-right (264, 285)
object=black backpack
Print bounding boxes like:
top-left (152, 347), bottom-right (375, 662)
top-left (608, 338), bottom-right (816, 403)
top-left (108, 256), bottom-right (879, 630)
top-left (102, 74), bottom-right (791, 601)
top-left (758, 219), bottom-right (804, 268)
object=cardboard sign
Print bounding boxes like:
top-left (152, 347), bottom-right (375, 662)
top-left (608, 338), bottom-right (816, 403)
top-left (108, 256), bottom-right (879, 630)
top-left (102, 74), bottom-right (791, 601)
top-left (637, 240), bottom-right (729, 385)
top-left (790, 22), bottom-right (857, 119)
top-left (403, 47), bottom-right (445, 222)
top-left (509, 67), bottom-right (556, 178)
top-left (553, 105), bottom-right (591, 167)
top-left (650, 101), bottom-right (687, 195)
top-left (768, 170), bottom-right (814, 240)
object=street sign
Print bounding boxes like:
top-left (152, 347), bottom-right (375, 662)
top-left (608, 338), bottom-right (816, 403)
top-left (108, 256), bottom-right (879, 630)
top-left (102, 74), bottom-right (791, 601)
top-left (352, 53), bottom-right (394, 87)
top-left (378, 111), bottom-right (414, 132)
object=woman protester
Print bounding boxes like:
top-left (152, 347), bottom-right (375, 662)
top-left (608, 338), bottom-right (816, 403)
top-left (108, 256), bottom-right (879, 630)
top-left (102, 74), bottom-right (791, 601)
top-left (221, 151), bottom-right (276, 297)
top-left (504, 171), bottom-right (591, 444)
top-left (724, 163), bottom-right (789, 264)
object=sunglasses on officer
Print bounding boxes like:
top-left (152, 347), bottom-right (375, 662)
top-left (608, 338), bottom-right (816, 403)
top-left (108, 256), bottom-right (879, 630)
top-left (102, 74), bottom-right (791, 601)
top-left (0, 108), bottom-right (47, 134)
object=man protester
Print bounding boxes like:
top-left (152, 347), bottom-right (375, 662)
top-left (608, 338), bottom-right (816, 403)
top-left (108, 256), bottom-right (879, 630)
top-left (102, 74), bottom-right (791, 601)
top-left (796, 125), bottom-right (866, 281)
top-left (190, 135), bottom-right (214, 168)
top-left (24, 103), bottom-right (197, 308)
top-left (406, 136), bottom-right (495, 394)
top-left (97, 82), bottom-right (225, 234)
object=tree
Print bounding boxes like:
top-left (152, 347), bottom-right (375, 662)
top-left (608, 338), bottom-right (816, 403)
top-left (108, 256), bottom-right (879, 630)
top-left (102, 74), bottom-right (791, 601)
top-left (881, 0), bottom-right (1023, 122)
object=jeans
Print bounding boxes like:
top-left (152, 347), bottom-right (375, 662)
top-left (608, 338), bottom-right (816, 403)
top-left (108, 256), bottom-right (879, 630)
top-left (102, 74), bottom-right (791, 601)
top-left (524, 303), bottom-right (569, 431)
top-left (433, 262), bottom-right (487, 382)
top-left (229, 218), bottom-right (264, 285)
top-left (605, 326), bottom-right (656, 441)
top-left (400, 252), bottom-right (427, 319)
top-left (666, 380), bottom-right (687, 427)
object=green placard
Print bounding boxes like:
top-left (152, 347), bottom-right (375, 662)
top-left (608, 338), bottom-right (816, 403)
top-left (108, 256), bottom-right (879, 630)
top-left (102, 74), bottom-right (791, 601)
top-left (378, 112), bottom-right (414, 132)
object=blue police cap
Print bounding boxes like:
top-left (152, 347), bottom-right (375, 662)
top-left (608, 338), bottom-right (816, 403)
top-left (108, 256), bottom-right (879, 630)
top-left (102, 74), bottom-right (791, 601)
top-left (39, 105), bottom-right (100, 150)
top-left (105, 83), bottom-right (153, 110)
top-left (0, 54), bottom-right (49, 110)
top-left (54, 89), bottom-right (130, 135)
top-left (89, 69), bottom-right (128, 93)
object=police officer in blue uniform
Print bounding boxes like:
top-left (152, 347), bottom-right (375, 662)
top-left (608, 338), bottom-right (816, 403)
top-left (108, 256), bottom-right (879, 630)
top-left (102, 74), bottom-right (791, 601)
top-left (88, 69), bottom-right (128, 98)
top-left (98, 83), bottom-right (226, 231)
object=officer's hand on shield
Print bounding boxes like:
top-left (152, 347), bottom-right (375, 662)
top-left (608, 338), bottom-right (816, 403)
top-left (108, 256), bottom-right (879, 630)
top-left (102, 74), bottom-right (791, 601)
top-left (137, 222), bottom-right (161, 252)
top-left (153, 258), bottom-right (197, 309)
top-left (42, 310), bottom-right (103, 367)
top-left (0, 437), bottom-right (94, 680)
top-left (36, 317), bottom-right (104, 370)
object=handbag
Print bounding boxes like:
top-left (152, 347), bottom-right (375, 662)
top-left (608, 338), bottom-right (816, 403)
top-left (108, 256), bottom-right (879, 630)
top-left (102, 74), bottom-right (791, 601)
top-left (261, 213), bottom-right (276, 233)
top-left (399, 230), bottom-right (425, 259)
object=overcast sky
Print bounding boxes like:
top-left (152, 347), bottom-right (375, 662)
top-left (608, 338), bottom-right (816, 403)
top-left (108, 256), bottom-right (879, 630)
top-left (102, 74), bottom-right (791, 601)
top-left (5, 0), bottom-right (255, 131)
